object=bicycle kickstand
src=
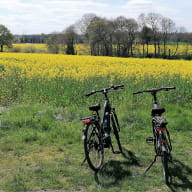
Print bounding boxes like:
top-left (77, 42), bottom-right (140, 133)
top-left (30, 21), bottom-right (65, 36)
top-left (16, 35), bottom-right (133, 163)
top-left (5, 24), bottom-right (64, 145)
top-left (111, 143), bottom-right (121, 154)
top-left (81, 157), bottom-right (87, 166)
top-left (145, 155), bottom-right (158, 174)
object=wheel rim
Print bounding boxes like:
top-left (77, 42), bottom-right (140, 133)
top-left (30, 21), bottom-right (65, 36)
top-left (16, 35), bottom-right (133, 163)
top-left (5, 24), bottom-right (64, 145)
top-left (85, 124), bottom-right (103, 170)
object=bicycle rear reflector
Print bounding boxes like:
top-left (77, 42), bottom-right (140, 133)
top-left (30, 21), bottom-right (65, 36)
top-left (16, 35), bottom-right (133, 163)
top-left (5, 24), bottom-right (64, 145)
top-left (82, 120), bottom-right (91, 124)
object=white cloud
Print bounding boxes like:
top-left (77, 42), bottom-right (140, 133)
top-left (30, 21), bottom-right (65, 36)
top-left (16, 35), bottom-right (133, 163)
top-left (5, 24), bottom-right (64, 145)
top-left (122, 0), bottom-right (152, 16)
top-left (126, 0), bottom-right (152, 5)
top-left (152, 0), bottom-right (179, 16)
top-left (152, 0), bottom-right (191, 30)
top-left (121, 0), bottom-right (192, 30)
top-left (0, 0), bottom-right (108, 34)
top-left (0, 0), bottom-right (192, 33)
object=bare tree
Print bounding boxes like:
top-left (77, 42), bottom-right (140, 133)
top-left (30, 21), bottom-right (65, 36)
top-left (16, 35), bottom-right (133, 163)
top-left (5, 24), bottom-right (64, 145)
top-left (126, 18), bottom-right (138, 56)
top-left (172, 26), bottom-right (187, 56)
top-left (137, 13), bottom-right (146, 30)
top-left (146, 13), bottom-right (162, 57)
top-left (160, 17), bottom-right (175, 57)
top-left (76, 13), bottom-right (100, 38)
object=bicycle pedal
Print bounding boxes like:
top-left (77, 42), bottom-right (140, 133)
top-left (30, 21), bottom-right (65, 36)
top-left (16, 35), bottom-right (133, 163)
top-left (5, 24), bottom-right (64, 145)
top-left (146, 137), bottom-right (154, 143)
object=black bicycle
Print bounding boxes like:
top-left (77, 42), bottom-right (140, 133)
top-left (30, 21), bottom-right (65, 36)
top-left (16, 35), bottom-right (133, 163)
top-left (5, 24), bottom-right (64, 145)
top-left (133, 87), bottom-right (176, 183)
top-left (80, 84), bottom-right (124, 171)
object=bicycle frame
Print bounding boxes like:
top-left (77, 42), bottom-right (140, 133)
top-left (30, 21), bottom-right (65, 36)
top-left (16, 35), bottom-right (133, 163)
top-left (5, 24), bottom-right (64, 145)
top-left (101, 91), bottom-right (112, 135)
top-left (151, 92), bottom-right (172, 155)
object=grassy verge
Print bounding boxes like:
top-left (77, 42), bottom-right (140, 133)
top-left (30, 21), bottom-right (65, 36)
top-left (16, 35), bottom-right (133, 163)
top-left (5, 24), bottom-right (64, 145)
top-left (0, 101), bottom-right (192, 192)
top-left (1, 65), bottom-right (192, 191)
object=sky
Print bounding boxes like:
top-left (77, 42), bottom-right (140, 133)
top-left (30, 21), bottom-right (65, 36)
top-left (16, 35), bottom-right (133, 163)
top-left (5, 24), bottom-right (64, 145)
top-left (0, 0), bottom-right (191, 34)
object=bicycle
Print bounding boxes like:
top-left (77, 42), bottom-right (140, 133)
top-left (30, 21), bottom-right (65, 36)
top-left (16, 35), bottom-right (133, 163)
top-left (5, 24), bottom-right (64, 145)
top-left (80, 84), bottom-right (124, 171)
top-left (133, 87), bottom-right (176, 183)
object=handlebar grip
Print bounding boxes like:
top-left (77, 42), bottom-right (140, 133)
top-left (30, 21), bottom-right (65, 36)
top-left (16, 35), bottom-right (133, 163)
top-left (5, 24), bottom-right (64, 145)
top-left (164, 86), bottom-right (176, 90)
top-left (113, 84), bottom-right (124, 90)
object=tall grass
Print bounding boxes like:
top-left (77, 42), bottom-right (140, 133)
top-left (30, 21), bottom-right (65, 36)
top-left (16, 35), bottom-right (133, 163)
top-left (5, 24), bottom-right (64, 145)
top-left (0, 53), bottom-right (192, 191)
top-left (1, 70), bottom-right (192, 107)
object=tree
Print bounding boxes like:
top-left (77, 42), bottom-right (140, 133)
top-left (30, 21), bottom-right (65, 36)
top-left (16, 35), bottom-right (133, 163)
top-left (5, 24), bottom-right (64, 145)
top-left (137, 13), bottom-right (146, 29)
top-left (171, 27), bottom-right (186, 56)
top-left (140, 26), bottom-right (153, 57)
top-left (87, 18), bottom-right (113, 56)
top-left (63, 25), bottom-right (78, 55)
top-left (46, 32), bottom-right (64, 54)
top-left (77, 13), bottom-right (99, 35)
top-left (160, 17), bottom-right (175, 57)
top-left (113, 16), bottom-right (130, 57)
top-left (145, 13), bottom-right (162, 57)
top-left (126, 19), bottom-right (138, 56)
top-left (0, 24), bottom-right (13, 52)
top-left (113, 16), bottom-right (138, 57)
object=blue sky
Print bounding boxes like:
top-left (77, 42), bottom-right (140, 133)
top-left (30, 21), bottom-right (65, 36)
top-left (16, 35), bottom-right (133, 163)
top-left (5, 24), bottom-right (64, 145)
top-left (0, 0), bottom-right (191, 34)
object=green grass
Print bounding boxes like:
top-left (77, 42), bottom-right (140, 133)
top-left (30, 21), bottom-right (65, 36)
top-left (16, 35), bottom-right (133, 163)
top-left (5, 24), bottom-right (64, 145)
top-left (0, 101), bottom-right (192, 192)
top-left (1, 73), bottom-right (192, 191)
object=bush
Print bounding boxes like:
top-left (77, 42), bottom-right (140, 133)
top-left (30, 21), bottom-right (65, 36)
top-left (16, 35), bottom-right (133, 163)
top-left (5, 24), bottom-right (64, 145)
top-left (23, 45), bottom-right (37, 53)
top-left (10, 46), bottom-right (22, 53)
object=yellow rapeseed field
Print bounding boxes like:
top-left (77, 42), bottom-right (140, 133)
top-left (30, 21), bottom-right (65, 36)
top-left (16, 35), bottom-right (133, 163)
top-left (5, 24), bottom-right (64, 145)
top-left (1, 53), bottom-right (192, 81)
top-left (7, 43), bottom-right (192, 56)
top-left (12, 43), bottom-right (47, 52)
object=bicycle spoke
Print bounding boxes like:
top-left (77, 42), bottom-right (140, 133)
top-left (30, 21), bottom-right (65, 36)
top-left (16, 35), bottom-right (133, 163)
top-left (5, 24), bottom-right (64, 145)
top-left (84, 123), bottom-right (104, 171)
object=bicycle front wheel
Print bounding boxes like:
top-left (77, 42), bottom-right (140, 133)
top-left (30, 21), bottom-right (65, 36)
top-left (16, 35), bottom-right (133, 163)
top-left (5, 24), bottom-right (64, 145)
top-left (84, 122), bottom-right (104, 171)
top-left (111, 114), bottom-right (122, 153)
top-left (161, 151), bottom-right (169, 184)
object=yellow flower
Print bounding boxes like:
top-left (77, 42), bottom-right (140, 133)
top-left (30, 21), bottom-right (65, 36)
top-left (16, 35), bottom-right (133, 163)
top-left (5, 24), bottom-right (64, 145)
top-left (1, 53), bottom-right (192, 81)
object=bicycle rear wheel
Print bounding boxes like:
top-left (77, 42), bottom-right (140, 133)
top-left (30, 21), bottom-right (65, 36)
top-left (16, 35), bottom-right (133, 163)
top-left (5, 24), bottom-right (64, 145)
top-left (84, 122), bottom-right (104, 171)
top-left (161, 151), bottom-right (169, 184)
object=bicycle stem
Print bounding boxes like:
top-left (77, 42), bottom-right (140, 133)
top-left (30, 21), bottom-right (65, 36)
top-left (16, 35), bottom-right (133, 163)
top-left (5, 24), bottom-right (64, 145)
top-left (151, 92), bottom-right (160, 109)
top-left (103, 89), bottom-right (109, 101)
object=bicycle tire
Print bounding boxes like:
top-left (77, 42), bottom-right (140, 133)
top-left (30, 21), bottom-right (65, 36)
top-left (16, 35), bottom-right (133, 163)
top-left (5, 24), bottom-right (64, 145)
top-left (111, 114), bottom-right (122, 153)
top-left (84, 122), bottom-right (104, 171)
top-left (161, 151), bottom-right (169, 184)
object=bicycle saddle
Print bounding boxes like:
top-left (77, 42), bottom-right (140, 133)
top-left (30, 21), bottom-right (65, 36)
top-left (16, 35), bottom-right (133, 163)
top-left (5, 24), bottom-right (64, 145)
top-left (152, 116), bottom-right (167, 128)
top-left (151, 108), bottom-right (165, 116)
top-left (89, 104), bottom-right (101, 111)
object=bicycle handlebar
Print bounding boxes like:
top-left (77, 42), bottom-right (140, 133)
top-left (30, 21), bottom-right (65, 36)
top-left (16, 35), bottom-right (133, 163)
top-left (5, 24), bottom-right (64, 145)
top-left (133, 87), bottom-right (176, 95)
top-left (85, 84), bottom-right (124, 97)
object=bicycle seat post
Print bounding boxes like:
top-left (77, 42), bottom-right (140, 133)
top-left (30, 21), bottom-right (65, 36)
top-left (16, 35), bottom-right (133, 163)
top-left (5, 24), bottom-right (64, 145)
top-left (151, 92), bottom-right (159, 109)
top-left (103, 89), bottom-right (109, 101)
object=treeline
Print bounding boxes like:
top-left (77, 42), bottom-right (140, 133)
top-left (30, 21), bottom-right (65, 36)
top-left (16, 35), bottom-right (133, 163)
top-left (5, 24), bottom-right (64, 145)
top-left (14, 13), bottom-right (192, 59)
top-left (14, 34), bottom-right (45, 44)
